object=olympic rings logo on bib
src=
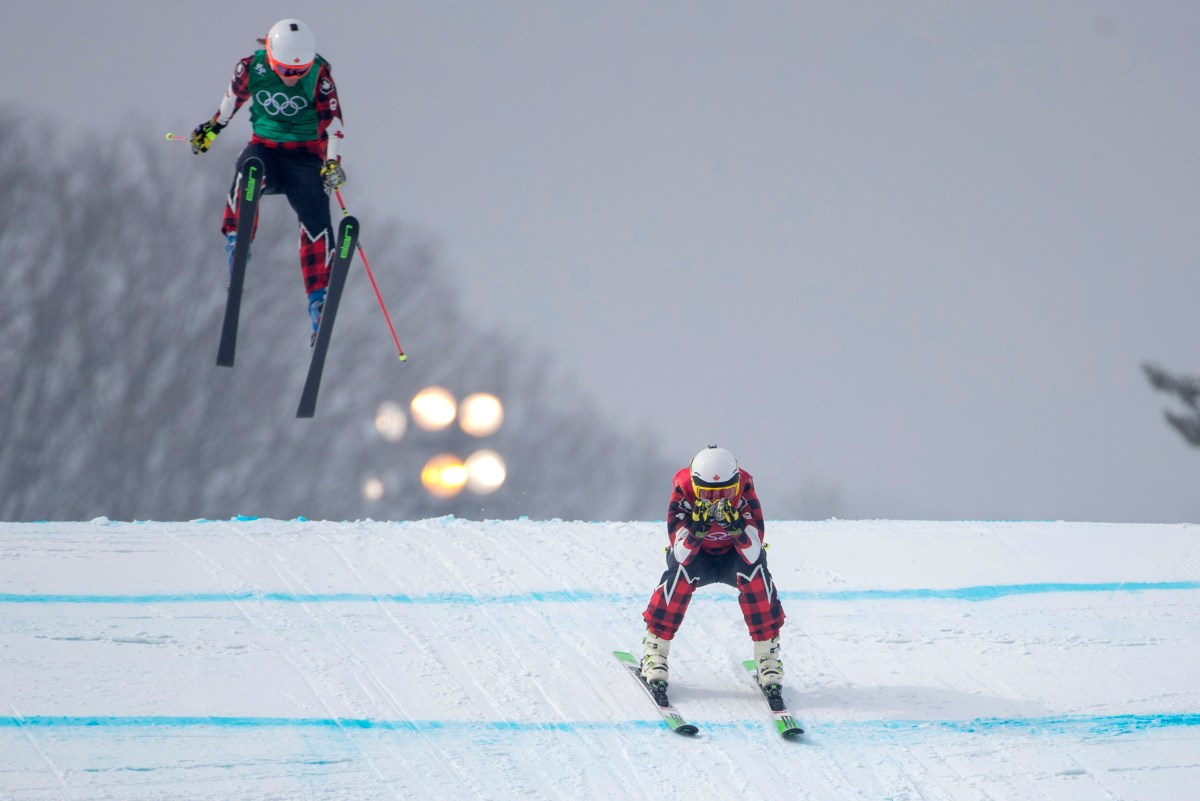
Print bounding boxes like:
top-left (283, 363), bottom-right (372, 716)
top-left (256, 91), bottom-right (309, 117)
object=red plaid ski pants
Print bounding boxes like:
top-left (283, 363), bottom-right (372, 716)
top-left (642, 547), bottom-right (785, 641)
top-left (221, 143), bottom-right (332, 294)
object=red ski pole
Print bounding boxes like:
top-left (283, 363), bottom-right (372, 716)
top-left (334, 188), bottom-right (407, 362)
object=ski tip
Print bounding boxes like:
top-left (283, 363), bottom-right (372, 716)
top-left (675, 724), bottom-right (699, 736)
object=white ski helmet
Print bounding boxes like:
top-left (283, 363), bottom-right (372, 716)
top-left (690, 445), bottom-right (740, 500)
top-left (266, 19), bottom-right (316, 74)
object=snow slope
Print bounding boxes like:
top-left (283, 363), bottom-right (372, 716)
top-left (2, 518), bottom-right (1198, 800)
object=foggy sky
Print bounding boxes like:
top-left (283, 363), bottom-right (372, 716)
top-left (5, 1), bottom-right (1199, 522)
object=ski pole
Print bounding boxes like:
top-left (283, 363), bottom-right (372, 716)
top-left (333, 188), bottom-right (407, 362)
top-left (164, 133), bottom-right (191, 144)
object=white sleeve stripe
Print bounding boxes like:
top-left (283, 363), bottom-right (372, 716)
top-left (325, 117), bottom-right (344, 162)
top-left (672, 530), bottom-right (697, 563)
top-left (217, 88), bottom-right (237, 126)
top-left (740, 525), bottom-right (762, 564)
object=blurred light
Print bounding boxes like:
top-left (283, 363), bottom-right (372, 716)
top-left (466, 449), bottom-right (506, 494)
top-left (421, 453), bottom-right (468, 499)
top-left (374, 401), bottom-right (408, 442)
top-left (362, 477), bottom-right (385, 502)
top-left (411, 386), bottom-right (457, 431)
top-left (460, 393), bottom-right (504, 437)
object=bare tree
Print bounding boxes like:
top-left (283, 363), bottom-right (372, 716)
top-left (0, 113), bottom-right (673, 521)
top-left (1142, 363), bottom-right (1200, 447)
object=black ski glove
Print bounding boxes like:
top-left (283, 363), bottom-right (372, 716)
top-left (321, 159), bottom-right (347, 190)
top-left (714, 499), bottom-right (744, 536)
top-left (189, 119), bottom-right (225, 155)
top-left (687, 499), bottom-right (712, 538)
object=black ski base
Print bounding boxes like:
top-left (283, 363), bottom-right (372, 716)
top-left (296, 215), bottom-right (360, 418)
top-left (216, 157), bottom-right (263, 368)
top-left (762, 683), bottom-right (786, 712)
top-left (646, 679), bottom-right (670, 708)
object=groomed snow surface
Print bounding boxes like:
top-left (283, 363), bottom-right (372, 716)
top-left (2, 518), bottom-right (1198, 800)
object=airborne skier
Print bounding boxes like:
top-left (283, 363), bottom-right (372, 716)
top-left (640, 446), bottom-right (788, 706)
top-left (189, 18), bottom-right (347, 343)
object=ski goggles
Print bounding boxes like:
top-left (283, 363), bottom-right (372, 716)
top-left (693, 480), bottom-right (739, 503)
top-left (268, 56), bottom-right (313, 80)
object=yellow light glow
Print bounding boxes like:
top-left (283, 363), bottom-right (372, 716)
top-left (466, 450), bottom-right (507, 494)
top-left (410, 386), bottom-right (457, 431)
top-left (459, 393), bottom-right (504, 437)
top-left (421, 453), bottom-right (468, 499)
top-left (374, 401), bottom-right (408, 442)
top-left (362, 477), bottom-right (385, 502)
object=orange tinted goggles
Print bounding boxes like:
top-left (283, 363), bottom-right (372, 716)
top-left (268, 54), bottom-right (313, 79)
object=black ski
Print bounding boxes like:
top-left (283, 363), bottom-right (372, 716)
top-left (296, 215), bottom-right (360, 418)
top-left (216, 157), bottom-right (264, 367)
top-left (614, 650), bottom-right (698, 735)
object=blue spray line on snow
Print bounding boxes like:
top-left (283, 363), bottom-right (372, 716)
top-left (1, 713), bottom-right (1197, 737)
top-left (0, 715), bottom-right (682, 734)
top-left (1, 581), bottom-right (1198, 605)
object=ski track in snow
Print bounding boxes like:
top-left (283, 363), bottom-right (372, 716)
top-left (0, 518), bottom-right (1198, 800)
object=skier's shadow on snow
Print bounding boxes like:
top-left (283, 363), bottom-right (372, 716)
top-left (789, 684), bottom-right (1050, 719)
top-left (680, 683), bottom-right (1050, 720)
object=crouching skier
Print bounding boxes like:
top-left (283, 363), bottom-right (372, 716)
top-left (640, 445), bottom-right (787, 708)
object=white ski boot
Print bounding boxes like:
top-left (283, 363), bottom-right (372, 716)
top-left (753, 636), bottom-right (784, 688)
top-left (640, 632), bottom-right (671, 686)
